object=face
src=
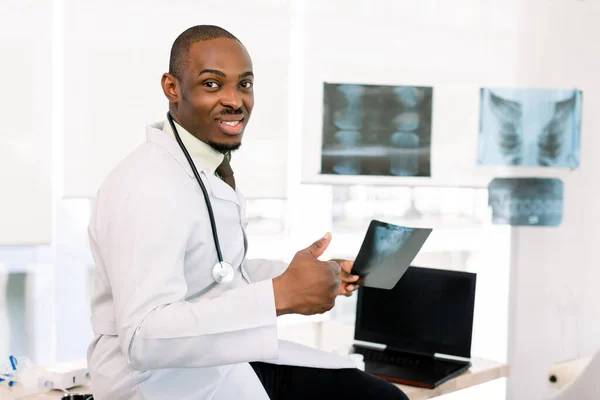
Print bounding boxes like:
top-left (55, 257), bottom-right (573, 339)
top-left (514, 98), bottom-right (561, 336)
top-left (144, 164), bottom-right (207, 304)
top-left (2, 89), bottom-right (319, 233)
top-left (162, 38), bottom-right (254, 152)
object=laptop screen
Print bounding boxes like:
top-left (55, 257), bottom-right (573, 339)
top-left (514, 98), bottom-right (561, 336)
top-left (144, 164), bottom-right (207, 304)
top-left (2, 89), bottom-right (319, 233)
top-left (354, 266), bottom-right (476, 358)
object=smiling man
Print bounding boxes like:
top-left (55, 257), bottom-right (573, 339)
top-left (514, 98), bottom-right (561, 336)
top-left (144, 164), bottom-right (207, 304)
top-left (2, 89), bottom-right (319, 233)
top-left (163, 31), bottom-right (253, 153)
top-left (86, 25), bottom-right (408, 400)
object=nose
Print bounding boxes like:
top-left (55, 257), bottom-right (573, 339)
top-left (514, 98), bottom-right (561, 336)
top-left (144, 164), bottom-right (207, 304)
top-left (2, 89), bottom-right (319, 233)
top-left (220, 85), bottom-right (243, 110)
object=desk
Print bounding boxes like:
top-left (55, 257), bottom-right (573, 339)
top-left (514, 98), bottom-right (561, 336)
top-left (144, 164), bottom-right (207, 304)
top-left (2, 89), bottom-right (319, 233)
top-left (7, 362), bottom-right (508, 400)
top-left (7, 359), bottom-right (508, 400)
top-left (315, 319), bottom-right (509, 399)
top-left (6, 361), bottom-right (509, 400)
top-left (8, 321), bottom-right (509, 400)
top-left (395, 358), bottom-right (508, 399)
top-left (8, 387), bottom-right (92, 399)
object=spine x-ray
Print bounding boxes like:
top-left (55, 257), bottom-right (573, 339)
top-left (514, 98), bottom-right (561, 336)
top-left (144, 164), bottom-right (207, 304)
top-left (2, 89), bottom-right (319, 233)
top-left (321, 83), bottom-right (432, 177)
top-left (478, 88), bottom-right (583, 168)
top-left (488, 178), bottom-right (563, 227)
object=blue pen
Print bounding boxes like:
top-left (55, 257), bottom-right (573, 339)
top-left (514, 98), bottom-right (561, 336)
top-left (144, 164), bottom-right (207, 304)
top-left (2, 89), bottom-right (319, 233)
top-left (2, 356), bottom-right (17, 387)
top-left (9, 356), bottom-right (17, 371)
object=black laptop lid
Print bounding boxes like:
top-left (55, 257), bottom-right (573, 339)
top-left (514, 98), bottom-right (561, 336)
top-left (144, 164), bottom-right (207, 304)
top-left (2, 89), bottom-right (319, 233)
top-left (354, 266), bottom-right (476, 358)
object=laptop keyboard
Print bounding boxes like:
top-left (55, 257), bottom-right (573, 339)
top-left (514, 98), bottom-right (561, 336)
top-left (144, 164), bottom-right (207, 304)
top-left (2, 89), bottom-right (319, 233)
top-left (355, 347), bottom-right (432, 368)
top-left (354, 346), bottom-right (466, 374)
top-left (353, 346), bottom-right (469, 388)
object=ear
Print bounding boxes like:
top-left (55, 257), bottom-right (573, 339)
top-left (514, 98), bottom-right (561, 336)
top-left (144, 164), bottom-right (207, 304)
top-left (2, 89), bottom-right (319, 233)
top-left (161, 73), bottom-right (180, 103)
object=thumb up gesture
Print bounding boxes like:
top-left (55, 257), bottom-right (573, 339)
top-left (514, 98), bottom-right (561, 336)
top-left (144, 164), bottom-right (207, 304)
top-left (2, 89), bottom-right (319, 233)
top-left (273, 233), bottom-right (359, 316)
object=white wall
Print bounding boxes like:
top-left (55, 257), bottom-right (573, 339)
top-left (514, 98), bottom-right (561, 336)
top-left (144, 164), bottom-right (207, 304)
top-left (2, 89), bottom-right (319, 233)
top-left (508, 1), bottom-right (600, 399)
top-left (62, 0), bottom-right (291, 199)
top-left (299, 0), bottom-right (571, 189)
top-left (0, 0), bottom-right (53, 245)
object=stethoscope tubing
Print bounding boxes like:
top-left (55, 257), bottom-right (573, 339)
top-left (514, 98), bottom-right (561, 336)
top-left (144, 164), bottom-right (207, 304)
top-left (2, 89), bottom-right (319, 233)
top-left (167, 112), bottom-right (224, 263)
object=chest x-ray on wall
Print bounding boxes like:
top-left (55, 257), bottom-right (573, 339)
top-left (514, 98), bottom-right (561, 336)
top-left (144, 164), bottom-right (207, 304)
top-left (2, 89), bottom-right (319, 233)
top-left (320, 83), bottom-right (432, 177)
top-left (488, 178), bottom-right (564, 227)
top-left (478, 88), bottom-right (583, 168)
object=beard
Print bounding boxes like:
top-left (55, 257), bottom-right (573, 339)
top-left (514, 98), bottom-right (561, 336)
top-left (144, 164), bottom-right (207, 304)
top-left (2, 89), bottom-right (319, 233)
top-left (207, 140), bottom-right (242, 153)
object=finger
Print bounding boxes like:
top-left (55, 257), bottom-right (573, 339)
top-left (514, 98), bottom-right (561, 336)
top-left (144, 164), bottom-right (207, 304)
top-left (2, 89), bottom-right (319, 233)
top-left (332, 259), bottom-right (354, 274)
top-left (328, 260), bottom-right (342, 274)
top-left (338, 282), bottom-right (358, 296)
top-left (341, 274), bottom-right (360, 283)
top-left (305, 232), bottom-right (332, 258)
top-left (341, 285), bottom-right (354, 297)
top-left (340, 260), bottom-right (355, 274)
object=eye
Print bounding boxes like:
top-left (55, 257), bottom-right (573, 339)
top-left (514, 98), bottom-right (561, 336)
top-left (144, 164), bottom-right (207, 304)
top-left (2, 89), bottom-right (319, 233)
top-left (203, 81), bottom-right (220, 89)
top-left (240, 81), bottom-right (253, 89)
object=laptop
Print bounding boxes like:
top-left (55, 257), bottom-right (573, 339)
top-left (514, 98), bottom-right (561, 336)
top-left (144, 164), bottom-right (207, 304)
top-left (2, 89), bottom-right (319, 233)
top-left (351, 220), bottom-right (432, 290)
top-left (351, 266), bottom-right (477, 389)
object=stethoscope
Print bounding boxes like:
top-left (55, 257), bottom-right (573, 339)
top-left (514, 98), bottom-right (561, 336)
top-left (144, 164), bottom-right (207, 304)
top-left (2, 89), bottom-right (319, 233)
top-left (167, 112), bottom-right (235, 284)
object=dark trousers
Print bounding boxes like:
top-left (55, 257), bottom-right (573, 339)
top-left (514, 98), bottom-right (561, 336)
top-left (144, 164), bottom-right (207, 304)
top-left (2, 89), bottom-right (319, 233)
top-left (250, 362), bottom-right (409, 400)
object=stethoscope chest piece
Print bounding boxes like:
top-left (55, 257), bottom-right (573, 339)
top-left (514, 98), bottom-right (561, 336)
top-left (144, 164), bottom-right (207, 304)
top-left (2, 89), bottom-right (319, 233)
top-left (212, 261), bottom-right (235, 284)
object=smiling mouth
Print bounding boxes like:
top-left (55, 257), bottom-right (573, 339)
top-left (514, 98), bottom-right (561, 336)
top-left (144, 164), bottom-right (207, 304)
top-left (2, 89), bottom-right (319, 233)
top-left (216, 118), bottom-right (244, 136)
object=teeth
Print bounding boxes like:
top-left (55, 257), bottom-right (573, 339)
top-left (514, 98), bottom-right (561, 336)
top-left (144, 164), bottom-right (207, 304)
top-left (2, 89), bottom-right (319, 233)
top-left (221, 120), bottom-right (240, 126)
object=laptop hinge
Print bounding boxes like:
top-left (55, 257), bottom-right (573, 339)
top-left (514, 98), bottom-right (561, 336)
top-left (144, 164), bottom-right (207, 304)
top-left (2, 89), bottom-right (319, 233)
top-left (352, 340), bottom-right (386, 351)
top-left (434, 353), bottom-right (471, 363)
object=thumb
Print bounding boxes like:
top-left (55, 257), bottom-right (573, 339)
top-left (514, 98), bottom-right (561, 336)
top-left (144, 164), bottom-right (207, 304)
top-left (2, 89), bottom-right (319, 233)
top-left (305, 232), bottom-right (332, 258)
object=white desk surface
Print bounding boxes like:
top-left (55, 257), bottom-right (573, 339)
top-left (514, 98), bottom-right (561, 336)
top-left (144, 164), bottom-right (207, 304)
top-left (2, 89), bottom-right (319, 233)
top-left (7, 357), bottom-right (508, 400)
top-left (396, 357), bottom-right (509, 399)
top-left (6, 320), bottom-right (509, 400)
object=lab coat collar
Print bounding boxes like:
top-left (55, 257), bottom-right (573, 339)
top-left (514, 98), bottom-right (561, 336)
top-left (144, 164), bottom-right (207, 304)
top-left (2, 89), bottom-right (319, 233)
top-left (160, 117), bottom-right (225, 174)
top-left (145, 121), bottom-right (241, 206)
top-left (146, 121), bottom-right (196, 178)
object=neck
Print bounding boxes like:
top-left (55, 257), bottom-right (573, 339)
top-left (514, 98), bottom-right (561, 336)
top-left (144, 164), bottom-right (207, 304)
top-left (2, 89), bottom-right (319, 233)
top-left (168, 107), bottom-right (205, 145)
top-left (168, 106), bottom-right (184, 129)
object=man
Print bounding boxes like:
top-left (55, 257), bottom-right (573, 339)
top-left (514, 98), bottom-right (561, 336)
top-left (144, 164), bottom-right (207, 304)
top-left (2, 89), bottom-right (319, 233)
top-left (87, 25), bottom-right (408, 400)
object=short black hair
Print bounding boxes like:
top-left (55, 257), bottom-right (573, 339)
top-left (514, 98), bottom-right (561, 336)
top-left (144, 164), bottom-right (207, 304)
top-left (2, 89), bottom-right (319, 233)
top-left (169, 25), bottom-right (240, 79)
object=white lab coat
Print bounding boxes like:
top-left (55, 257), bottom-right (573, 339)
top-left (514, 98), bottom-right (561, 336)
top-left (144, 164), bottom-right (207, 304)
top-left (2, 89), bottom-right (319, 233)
top-left (87, 121), bottom-right (354, 400)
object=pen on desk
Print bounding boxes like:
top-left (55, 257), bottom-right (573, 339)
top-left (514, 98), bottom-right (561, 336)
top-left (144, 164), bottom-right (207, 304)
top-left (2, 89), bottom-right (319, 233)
top-left (9, 355), bottom-right (17, 371)
top-left (0, 355), bottom-right (18, 387)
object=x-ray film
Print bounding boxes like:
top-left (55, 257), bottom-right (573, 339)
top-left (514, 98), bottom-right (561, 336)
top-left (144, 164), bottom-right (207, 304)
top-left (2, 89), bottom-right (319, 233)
top-left (321, 83), bottom-right (433, 177)
top-left (351, 220), bottom-right (432, 289)
top-left (488, 178), bottom-right (563, 227)
top-left (478, 88), bottom-right (582, 168)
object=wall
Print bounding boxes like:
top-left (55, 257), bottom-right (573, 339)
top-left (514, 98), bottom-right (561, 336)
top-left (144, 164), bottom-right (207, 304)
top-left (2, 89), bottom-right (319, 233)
top-left (299, 0), bottom-right (570, 189)
top-left (0, 0), bottom-right (53, 245)
top-left (508, 1), bottom-right (600, 399)
top-left (62, 0), bottom-right (291, 199)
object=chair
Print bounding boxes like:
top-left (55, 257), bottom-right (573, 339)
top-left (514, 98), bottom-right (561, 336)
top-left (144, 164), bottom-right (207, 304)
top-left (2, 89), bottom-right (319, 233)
top-left (548, 348), bottom-right (600, 399)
